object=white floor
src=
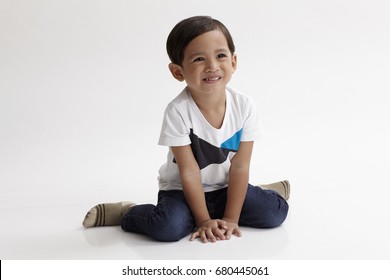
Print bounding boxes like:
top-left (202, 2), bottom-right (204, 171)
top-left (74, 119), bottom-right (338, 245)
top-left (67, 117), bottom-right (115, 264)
top-left (1, 0), bottom-right (390, 261)
top-left (1, 158), bottom-right (389, 260)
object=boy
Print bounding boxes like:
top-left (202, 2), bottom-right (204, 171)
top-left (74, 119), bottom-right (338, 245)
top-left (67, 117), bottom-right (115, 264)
top-left (83, 16), bottom-right (289, 243)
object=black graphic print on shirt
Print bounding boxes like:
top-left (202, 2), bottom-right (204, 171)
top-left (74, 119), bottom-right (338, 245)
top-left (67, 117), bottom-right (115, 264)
top-left (173, 128), bottom-right (243, 170)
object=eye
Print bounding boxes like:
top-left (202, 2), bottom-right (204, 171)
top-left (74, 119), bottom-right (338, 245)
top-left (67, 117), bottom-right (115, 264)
top-left (217, 53), bottom-right (228, 59)
top-left (193, 57), bottom-right (205, 62)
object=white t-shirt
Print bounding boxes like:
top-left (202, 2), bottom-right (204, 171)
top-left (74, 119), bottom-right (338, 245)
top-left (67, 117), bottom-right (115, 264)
top-left (158, 87), bottom-right (263, 192)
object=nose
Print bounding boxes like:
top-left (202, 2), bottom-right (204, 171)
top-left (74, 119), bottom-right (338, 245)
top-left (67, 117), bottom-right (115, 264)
top-left (205, 59), bottom-right (219, 72)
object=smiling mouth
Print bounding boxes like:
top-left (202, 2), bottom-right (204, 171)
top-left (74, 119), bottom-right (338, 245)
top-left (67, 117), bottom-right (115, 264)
top-left (203, 77), bottom-right (222, 82)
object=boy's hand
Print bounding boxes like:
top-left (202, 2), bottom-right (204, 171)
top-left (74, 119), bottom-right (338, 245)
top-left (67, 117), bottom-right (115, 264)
top-left (190, 219), bottom-right (228, 243)
top-left (190, 219), bottom-right (242, 243)
top-left (221, 219), bottom-right (242, 240)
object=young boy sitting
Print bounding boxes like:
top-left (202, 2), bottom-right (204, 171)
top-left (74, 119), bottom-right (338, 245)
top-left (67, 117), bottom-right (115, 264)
top-left (83, 16), bottom-right (289, 243)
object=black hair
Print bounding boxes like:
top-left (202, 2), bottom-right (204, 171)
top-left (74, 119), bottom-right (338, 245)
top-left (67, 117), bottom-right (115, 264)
top-left (166, 16), bottom-right (235, 65)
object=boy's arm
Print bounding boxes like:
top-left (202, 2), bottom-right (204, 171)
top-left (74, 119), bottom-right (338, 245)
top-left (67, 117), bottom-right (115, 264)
top-left (171, 145), bottom-right (226, 242)
top-left (171, 145), bottom-right (209, 225)
top-left (223, 141), bottom-right (254, 238)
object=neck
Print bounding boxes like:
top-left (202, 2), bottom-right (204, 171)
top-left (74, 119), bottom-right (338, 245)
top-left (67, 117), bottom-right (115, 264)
top-left (188, 87), bottom-right (226, 112)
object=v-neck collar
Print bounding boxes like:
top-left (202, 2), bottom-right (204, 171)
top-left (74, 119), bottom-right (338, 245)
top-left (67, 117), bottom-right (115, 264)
top-left (187, 87), bottom-right (230, 134)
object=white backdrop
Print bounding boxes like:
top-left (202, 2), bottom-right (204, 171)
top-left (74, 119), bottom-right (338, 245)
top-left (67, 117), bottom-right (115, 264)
top-left (1, 0), bottom-right (390, 259)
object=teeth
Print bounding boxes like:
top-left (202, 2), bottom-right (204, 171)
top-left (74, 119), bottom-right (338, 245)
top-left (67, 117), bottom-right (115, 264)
top-left (204, 77), bottom-right (220, 81)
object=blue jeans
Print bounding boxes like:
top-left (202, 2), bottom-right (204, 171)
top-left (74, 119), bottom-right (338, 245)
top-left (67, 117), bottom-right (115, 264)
top-left (121, 184), bottom-right (289, 242)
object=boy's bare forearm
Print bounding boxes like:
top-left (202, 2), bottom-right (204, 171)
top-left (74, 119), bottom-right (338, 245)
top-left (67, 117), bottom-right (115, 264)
top-left (224, 141), bottom-right (253, 223)
top-left (180, 173), bottom-right (211, 226)
top-left (171, 145), bottom-right (211, 226)
top-left (223, 166), bottom-right (249, 223)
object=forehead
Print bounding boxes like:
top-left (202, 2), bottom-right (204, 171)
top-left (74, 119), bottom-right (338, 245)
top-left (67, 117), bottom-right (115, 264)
top-left (184, 30), bottom-right (229, 56)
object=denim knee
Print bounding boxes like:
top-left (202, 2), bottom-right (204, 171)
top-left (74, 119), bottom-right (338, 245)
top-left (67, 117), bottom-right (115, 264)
top-left (256, 200), bottom-right (289, 228)
top-left (239, 185), bottom-right (289, 228)
top-left (150, 212), bottom-right (194, 242)
top-left (241, 201), bottom-right (289, 228)
top-left (121, 191), bottom-right (195, 242)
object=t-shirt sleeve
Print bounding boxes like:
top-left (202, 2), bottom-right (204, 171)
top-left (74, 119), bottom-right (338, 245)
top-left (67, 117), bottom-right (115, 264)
top-left (158, 103), bottom-right (191, 147)
top-left (241, 97), bottom-right (265, 142)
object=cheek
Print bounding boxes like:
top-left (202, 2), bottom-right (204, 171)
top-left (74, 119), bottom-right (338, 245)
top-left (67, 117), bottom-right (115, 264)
top-left (184, 69), bottom-right (201, 78)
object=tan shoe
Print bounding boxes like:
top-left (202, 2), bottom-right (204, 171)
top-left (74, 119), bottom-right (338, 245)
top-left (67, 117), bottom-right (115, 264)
top-left (259, 180), bottom-right (290, 200)
top-left (82, 201), bottom-right (136, 228)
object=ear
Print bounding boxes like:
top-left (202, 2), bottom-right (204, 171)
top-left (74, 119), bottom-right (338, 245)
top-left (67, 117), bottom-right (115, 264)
top-left (168, 63), bottom-right (185, 82)
top-left (231, 54), bottom-right (238, 72)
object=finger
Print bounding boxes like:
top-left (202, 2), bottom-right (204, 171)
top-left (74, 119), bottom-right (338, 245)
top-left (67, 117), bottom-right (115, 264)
top-left (233, 227), bottom-right (242, 237)
top-left (224, 228), bottom-right (233, 240)
top-left (200, 230), bottom-right (208, 243)
top-left (216, 228), bottom-right (227, 240)
top-left (190, 231), bottom-right (199, 241)
top-left (213, 228), bottom-right (225, 241)
top-left (206, 229), bottom-right (217, 243)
